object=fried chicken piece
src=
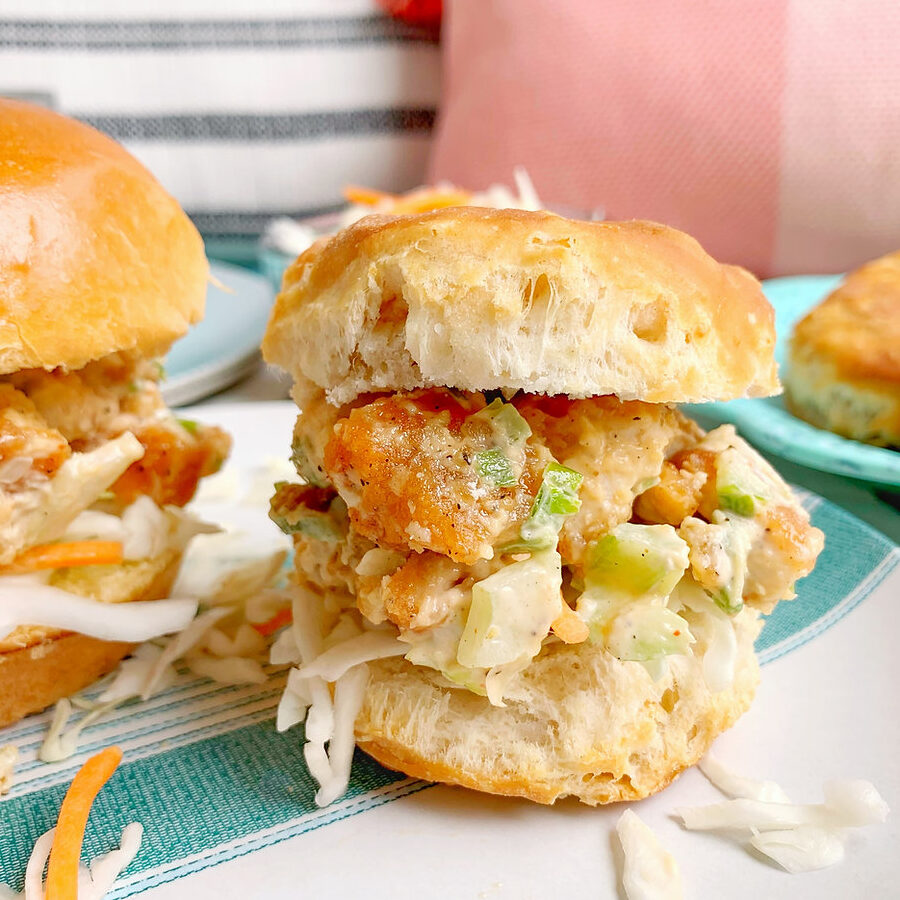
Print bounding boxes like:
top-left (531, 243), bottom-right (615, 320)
top-left (8, 353), bottom-right (164, 448)
top-left (632, 460), bottom-right (707, 526)
top-left (745, 504), bottom-right (824, 610)
top-left (0, 384), bottom-right (70, 481)
top-left (516, 394), bottom-right (701, 565)
top-left (111, 423), bottom-right (230, 507)
top-left (381, 552), bottom-right (470, 631)
top-left (322, 388), bottom-right (546, 564)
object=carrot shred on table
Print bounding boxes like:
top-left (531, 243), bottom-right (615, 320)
top-left (45, 746), bottom-right (123, 900)
top-left (2, 540), bottom-right (124, 574)
top-left (251, 606), bottom-right (294, 637)
top-left (343, 184), bottom-right (397, 206)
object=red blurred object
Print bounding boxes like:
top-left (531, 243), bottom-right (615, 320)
top-left (378, 0), bottom-right (442, 28)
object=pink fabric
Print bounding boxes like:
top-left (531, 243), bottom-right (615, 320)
top-left (429, 0), bottom-right (900, 277)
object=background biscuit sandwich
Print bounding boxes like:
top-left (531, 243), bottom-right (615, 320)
top-left (0, 100), bottom-right (230, 727)
top-left (786, 250), bottom-right (900, 448)
top-left (263, 208), bottom-right (824, 806)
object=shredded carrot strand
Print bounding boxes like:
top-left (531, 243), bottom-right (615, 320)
top-left (251, 607), bottom-right (293, 637)
top-left (551, 603), bottom-right (589, 645)
top-left (2, 540), bottom-right (124, 574)
top-left (45, 746), bottom-right (123, 900)
top-left (344, 184), bottom-right (473, 213)
top-left (388, 188), bottom-right (472, 214)
top-left (343, 185), bottom-right (397, 206)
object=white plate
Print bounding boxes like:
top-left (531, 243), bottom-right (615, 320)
top-left (0, 403), bottom-right (896, 900)
top-left (160, 262), bottom-right (273, 408)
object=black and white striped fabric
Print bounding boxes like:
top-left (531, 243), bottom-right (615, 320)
top-left (0, 0), bottom-right (440, 238)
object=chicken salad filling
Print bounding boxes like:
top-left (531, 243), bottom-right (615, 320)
top-left (0, 351), bottom-right (231, 649)
top-left (272, 388), bottom-right (824, 705)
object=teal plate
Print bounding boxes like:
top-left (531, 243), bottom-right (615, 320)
top-left (161, 261), bottom-right (274, 407)
top-left (685, 275), bottom-right (900, 488)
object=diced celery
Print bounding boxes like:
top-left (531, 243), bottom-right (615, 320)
top-left (678, 514), bottom-right (755, 616)
top-left (606, 605), bottom-right (694, 662)
top-left (177, 418), bottom-right (199, 436)
top-left (402, 611), bottom-right (488, 695)
top-left (502, 462), bottom-right (583, 552)
top-left (457, 550), bottom-right (562, 669)
top-left (474, 448), bottom-right (517, 487)
top-left (290, 434), bottom-right (329, 487)
top-left (718, 484), bottom-right (759, 517)
top-left (715, 446), bottom-right (771, 518)
top-left (709, 512), bottom-right (755, 614)
top-left (492, 402), bottom-right (532, 442)
top-left (269, 508), bottom-right (342, 542)
top-left (575, 589), bottom-right (620, 643)
top-left (438, 662), bottom-right (488, 696)
top-left (584, 523), bottom-right (689, 600)
top-left (534, 462), bottom-right (583, 515)
top-left (474, 398), bottom-right (532, 443)
top-left (269, 487), bottom-right (343, 542)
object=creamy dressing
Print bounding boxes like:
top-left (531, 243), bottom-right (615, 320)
top-left (0, 433), bottom-right (144, 565)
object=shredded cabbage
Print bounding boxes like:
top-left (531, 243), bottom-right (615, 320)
top-left (298, 630), bottom-right (406, 682)
top-left (276, 668), bottom-right (311, 733)
top-left (244, 587), bottom-right (293, 632)
top-left (119, 496), bottom-right (170, 559)
top-left (80, 823), bottom-right (144, 899)
top-left (17, 433), bottom-right (144, 551)
top-left (290, 586), bottom-right (335, 770)
top-left (273, 587), bottom-right (415, 806)
top-left (270, 628), bottom-right (301, 666)
top-left (186, 655), bottom-right (267, 685)
top-left (139, 606), bottom-right (231, 699)
top-left (203, 623), bottom-right (267, 659)
top-left (303, 741), bottom-right (333, 794)
top-left (1, 823), bottom-right (143, 900)
top-left (616, 809), bottom-right (683, 900)
top-left (673, 583), bottom-right (737, 692)
top-left (699, 754), bottom-right (791, 803)
top-left (97, 644), bottom-right (173, 703)
top-left (677, 779), bottom-right (889, 832)
top-left (749, 826), bottom-right (845, 873)
top-left (0, 579), bottom-right (198, 644)
top-left (66, 496), bottom-right (172, 560)
top-left (40, 697), bottom-right (123, 763)
top-left (24, 827), bottom-right (55, 898)
top-left (677, 763), bottom-right (889, 876)
top-left (0, 744), bottom-right (18, 796)
top-left (314, 664), bottom-right (369, 807)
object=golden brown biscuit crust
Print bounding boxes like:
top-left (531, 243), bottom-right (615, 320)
top-left (787, 251), bottom-right (900, 445)
top-left (263, 208), bottom-right (779, 405)
top-left (0, 547), bottom-right (181, 726)
top-left (355, 608), bottom-right (761, 805)
top-left (0, 100), bottom-right (207, 375)
top-left (790, 251), bottom-right (900, 386)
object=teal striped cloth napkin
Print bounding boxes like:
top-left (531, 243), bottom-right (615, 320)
top-left (0, 491), bottom-right (896, 897)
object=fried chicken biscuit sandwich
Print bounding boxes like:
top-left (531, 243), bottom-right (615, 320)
top-left (0, 100), bottom-right (230, 727)
top-left (263, 208), bottom-right (824, 805)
